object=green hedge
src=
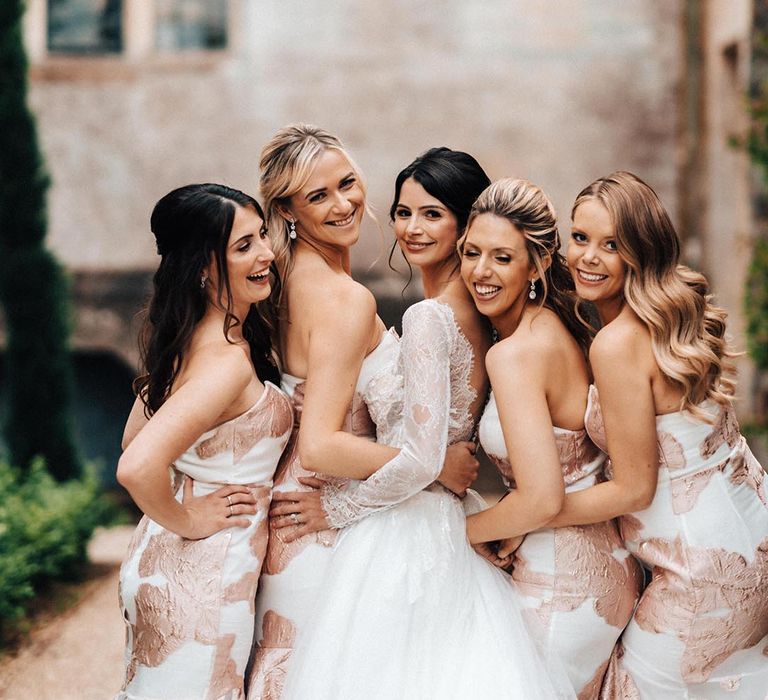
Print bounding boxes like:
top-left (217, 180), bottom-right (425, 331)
top-left (0, 459), bottom-right (115, 637)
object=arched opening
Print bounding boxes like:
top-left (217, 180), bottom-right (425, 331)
top-left (0, 350), bottom-right (135, 488)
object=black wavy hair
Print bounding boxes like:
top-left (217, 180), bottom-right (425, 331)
top-left (388, 147), bottom-right (491, 281)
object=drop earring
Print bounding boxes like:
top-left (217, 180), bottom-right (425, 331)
top-left (289, 220), bottom-right (297, 240)
top-left (528, 279), bottom-right (536, 300)
top-left (200, 276), bottom-right (207, 289)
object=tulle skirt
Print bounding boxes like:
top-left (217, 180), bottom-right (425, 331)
top-left (281, 487), bottom-right (575, 699)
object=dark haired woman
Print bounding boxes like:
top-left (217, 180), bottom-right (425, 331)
top-left (551, 171), bottom-right (768, 697)
top-left (272, 150), bottom-right (574, 699)
top-left (460, 178), bottom-right (642, 698)
top-left (115, 184), bottom-right (293, 700)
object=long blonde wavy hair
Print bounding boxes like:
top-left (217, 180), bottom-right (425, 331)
top-left (259, 123), bottom-right (369, 295)
top-left (572, 171), bottom-right (736, 417)
top-left (461, 178), bottom-right (591, 351)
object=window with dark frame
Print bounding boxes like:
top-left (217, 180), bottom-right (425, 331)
top-left (47, 0), bottom-right (123, 54)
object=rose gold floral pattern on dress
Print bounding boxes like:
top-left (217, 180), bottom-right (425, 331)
top-left (555, 430), bottom-right (602, 485)
top-left (247, 611), bottom-right (297, 700)
top-left (132, 531), bottom-right (228, 661)
top-left (196, 385), bottom-right (293, 461)
top-left (487, 454), bottom-right (516, 488)
top-left (207, 633), bottom-right (244, 700)
top-left (223, 571), bottom-right (260, 613)
top-left (341, 391), bottom-right (377, 436)
top-left (585, 385), bottom-right (606, 451)
top-left (578, 658), bottom-right (610, 700)
top-left (729, 446), bottom-right (768, 508)
top-left (517, 524), bottom-right (642, 630)
top-left (700, 403), bottom-right (740, 458)
top-left (633, 536), bottom-right (768, 683)
top-left (600, 643), bottom-right (641, 700)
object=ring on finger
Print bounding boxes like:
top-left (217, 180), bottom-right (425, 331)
top-left (290, 513), bottom-right (299, 524)
top-left (226, 495), bottom-right (233, 506)
top-left (229, 504), bottom-right (234, 516)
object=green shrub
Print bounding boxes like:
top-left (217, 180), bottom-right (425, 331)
top-left (745, 232), bottom-right (768, 373)
top-left (0, 459), bottom-right (115, 636)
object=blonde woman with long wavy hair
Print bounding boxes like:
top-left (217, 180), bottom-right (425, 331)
top-left (551, 171), bottom-right (768, 697)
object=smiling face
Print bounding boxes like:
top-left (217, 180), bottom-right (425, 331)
top-left (567, 198), bottom-right (626, 321)
top-left (284, 148), bottom-right (365, 252)
top-left (393, 177), bottom-right (460, 269)
top-left (208, 204), bottom-right (274, 318)
top-left (460, 213), bottom-right (536, 336)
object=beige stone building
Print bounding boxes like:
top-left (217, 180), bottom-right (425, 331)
top-left (6, 0), bottom-right (760, 473)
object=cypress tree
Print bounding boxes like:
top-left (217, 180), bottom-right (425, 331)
top-left (0, 0), bottom-right (81, 480)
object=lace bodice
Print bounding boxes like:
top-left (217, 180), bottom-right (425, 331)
top-left (322, 299), bottom-right (478, 528)
top-left (479, 390), bottom-right (604, 493)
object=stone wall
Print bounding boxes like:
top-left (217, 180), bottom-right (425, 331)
top-left (16, 0), bottom-right (758, 412)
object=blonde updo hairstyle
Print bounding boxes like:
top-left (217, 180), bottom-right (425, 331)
top-left (461, 178), bottom-right (590, 350)
top-left (259, 123), bottom-right (369, 293)
top-left (572, 171), bottom-right (736, 418)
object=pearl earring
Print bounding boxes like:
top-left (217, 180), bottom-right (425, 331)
top-left (289, 220), bottom-right (297, 240)
top-left (528, 280), bottom-right (536, 300)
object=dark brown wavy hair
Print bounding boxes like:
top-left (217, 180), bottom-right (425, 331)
top-left (134, 183), bottom-right (280, 416)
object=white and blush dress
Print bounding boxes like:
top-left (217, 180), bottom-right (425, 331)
top-left (280, 300), bottom-right (575, 700)
top-left (587, 386), bottom-right (768, 699)
top-left (116, 382), bottom-right (292, 700)
top-left (247, 329), bottom-right (401, 699)
top-left (479, 393), bottom-right (643, 699)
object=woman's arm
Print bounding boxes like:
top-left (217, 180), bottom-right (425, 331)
top-left (547, 325), bottom-right (659, 527)
top-left (296, 282), bottom-right (401, 478)
top-left (117, 347), bottom-right (258, 538)
top-left (271, 302), bottom-right (478, 539)
top-left (466, 339), bottom-right (566, 544)
top-left (318, 301), bottom-right (462, 527)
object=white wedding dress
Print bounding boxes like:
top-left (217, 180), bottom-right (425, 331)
top-left (281, 299), bottom-right (575, 699)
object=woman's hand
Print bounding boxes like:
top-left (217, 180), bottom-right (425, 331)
top-left (438, 441), bottom-right (480, 496)
top-left (269, 476), bottom-right (330, 542)
top-left (472, 541), bottom-right (513, 570)
top-left (496, 535), bottom-right (524, 560)
top-left (179, 478), bottom-right (258, 539)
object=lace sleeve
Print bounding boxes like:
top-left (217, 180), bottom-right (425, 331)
top-left (322, 301), bottom-right (454, 528)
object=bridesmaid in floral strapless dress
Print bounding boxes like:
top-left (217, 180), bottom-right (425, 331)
top-left (115, 184), bottom-right (292, 699)
top-left (461, 178), bottom-right (641, 698)
top-left (551, 171), bottom-right (768, 698)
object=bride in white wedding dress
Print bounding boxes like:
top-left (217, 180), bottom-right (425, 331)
top-left (270, 149), bottom-right (575, 699)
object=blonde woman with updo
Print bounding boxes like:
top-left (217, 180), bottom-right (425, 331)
top-left (550, 171), bottom-right (768, 697)
top-left (246, 128), bottom-right (479, 698)
top-left (460, 179), bottom-right (642, 698)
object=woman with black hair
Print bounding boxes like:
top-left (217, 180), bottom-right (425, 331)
top-left (115, 183), bottom-right (293, 700)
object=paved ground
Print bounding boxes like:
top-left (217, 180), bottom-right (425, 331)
top-left (0, 526), bottom-right (134, 700)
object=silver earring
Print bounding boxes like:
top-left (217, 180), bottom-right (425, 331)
top-left (528, 280), bottom-right (536, 300)
top-left (289, 220), bottom-right (297, 240)
top-left (200, 276), bottom-right (207, 289)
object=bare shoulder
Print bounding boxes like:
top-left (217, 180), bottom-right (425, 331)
top-left (292, 268), bottom-right (376, 325)
top-left (486, 328), bottom-right (543, 380)
top-left (590, 311), bottom-right (653, 373)
top-left (181, 339), bottom-right (253, 394)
